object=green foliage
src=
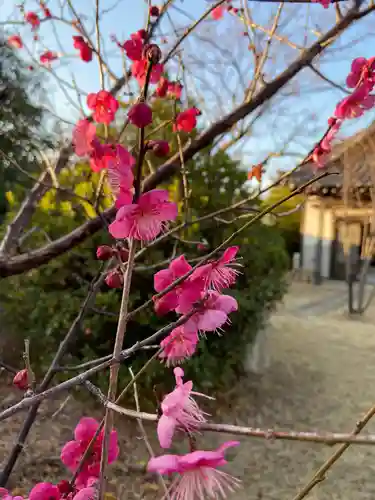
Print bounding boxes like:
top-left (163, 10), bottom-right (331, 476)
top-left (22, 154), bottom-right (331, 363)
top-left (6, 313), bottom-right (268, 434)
top-left (0, 35), bottom-right (49, 218)
top-left (263, 184), bottom-right (303, 257)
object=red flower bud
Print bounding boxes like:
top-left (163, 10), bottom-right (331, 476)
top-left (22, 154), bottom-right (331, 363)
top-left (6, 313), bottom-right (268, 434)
top-left (57, 480), bottom-right (72, 495)
top-left (147, 140), bottom-right (170, 157)
top-left (128, 102), bottom-right (153, 128)
top-left (149, 5), bottom-right (160, 17)
top-left (96, 245), bottom-right (114, 261)
top-left (13, 369), bottom-right (28, 390)
top-left (105, 269), bottom-right (123, 288)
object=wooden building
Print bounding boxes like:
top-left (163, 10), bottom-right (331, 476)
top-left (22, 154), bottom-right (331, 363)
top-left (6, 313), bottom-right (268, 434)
top-left (285, 123), bottom-right (375, 283)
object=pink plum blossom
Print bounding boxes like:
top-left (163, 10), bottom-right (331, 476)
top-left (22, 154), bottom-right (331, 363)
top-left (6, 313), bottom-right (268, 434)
top-left (87, 91), bottom-right (119, 124)
top-left (72, 119), bottom-right (96, 157)
top-left (109, 189), bottom-right (177, 241)
top-left (29, 483), bottom-right (61, 500)
top-left (335, 83), bottom-right (375, 119)
top-left (72, 487), bottom-right (97, 500)
top-left (131, 58), bottom-right (164, 86)
top-left (153, 255), bottom-right (204, 316)
top-left (312, 117), bottom-right (342, 168)
top-left (0, 489), bottom-right (23, 500)
top-left (106, 145), bottom-right (135, 207)
top-left (89, 139), bottom-right (115, 172)
top-left (346, 57), bottom-right (375, 89)
top-left (184, 291), bottom-right (238, 333)
top-left (61, 417), bottom-right (118, 489)
top-left (147, 441), bottom-right (241, 499)
top-left (123, 36), bottom-right (143, 61)
top-left (191, 246), bottom-right (240, 291)
top-left (159, 324), bottom-right (199, 366)
top-left (157, 367), bottom-right (207, 448)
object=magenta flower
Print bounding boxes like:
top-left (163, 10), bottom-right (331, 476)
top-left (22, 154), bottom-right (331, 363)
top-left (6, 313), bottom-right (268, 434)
top-left (159, 324), bottom-right (199, 366)
top-left (131, 58), bottom-right (164, 86)
top-left (72, 119), bottom-right (96, 157)
top-left (191, 246), bottom-right (240, 291)
top-left (87, 90), bottom-right (119, 124)
top-left (184, 291), bottom-right (238, 333)
top-left (39, 50), bottom-right (59, 66)
top-left (148, 441), bottom-right (241, 499)
top-left (346, 57), bottom-right (375, 88)
top-left (123, 35), bottom-right (143, 61)
top-left (0, 489), bottom-right (23, 500)
top-left (29, 483), bottom-right (60, 500)
top-left (89, 139), bottom-right (115, 172)
top-left (174, 108), bottom-right (201, 133)
top-left (157, 367), bottom-right (207, 449)
top-left (335, 83), bottom-right (375, 119)
top-left (61, 417), bottom-right (119, 489)
top-left (72, 487), bottom-right (97, 500)
top-left (106, 145), bottom-right (135, 207)
top-left (109, 189), bottom-right (177, 241)
top-left (153, 255), bottom-right (204, 316)
top-left (147, 139), bottom-right (170, 157)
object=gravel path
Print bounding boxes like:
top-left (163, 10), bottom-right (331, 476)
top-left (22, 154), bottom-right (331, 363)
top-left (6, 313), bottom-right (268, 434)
top-left (205, 281), bottom-right (375, 500)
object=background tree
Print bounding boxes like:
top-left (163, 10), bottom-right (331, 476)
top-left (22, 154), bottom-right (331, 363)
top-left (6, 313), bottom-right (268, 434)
top-left (0, 34), bottom-right (49, 219)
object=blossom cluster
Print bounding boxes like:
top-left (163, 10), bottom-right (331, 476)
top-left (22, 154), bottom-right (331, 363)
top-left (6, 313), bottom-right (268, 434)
top-left (312, 57), bottom-right (375, 167)
top-left (0, 418), bottom-right (118, 499)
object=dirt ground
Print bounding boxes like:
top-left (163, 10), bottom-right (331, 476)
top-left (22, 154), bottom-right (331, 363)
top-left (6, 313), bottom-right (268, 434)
top-left (2, 279), bottom-right (375, 499)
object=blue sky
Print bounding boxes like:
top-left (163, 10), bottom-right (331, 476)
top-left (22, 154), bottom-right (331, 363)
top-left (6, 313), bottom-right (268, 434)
top-left (1, 0), bottom-right (375, 182)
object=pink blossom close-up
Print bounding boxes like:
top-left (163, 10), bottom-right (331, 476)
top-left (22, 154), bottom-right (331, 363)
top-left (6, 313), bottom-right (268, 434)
top-left (109, 189), bottom-right (177, 241)
top-left (212, 6), bottom-right (224, 19)
top-left (7, 35), bottom-right (23, 49)
top-left (87, 90), bottom-right (119, 124)
top-left (39, 50), bottom-right (59, 66)
top-left (73, 36), bottom-right (93, 62)
top-left (157, 367), bottom-right (207, 448)
top-left (153, 255), bottom-right (204, 316)
top-left (174, 108), bottom-right (201, 133)
top-left (89, 139), bottom-right (115, 172)
top-left (61, 417), bottom-right (119, 489)
top-left (25, 11), bottom-right (40, 30)
top-left (72, 119), bottom-right (96, 157)
top-left (167, 81), bottom-right (183, 100)
top-left (154, 77), bottom-right (169, 97)
top-left (0, 488), bottom-right (24, 500)
top-left (191, 246), bottom-right (240, 291)
top-left (72, 487), bottom-right (97, 500)
top-left (334, 83), bottom-right (375, 120)
top-left (346, 57), bottom-right (375, 88)
top-left (128, 102), bottom-right (153, 128)
top-left (159, 324), bottom-right (199, 366)
top-left (28, 483), bottom-right (61, 500)
top-left (123, 36), bottom-right (144, 61)
top-left (183, 290), bottom-right (238, 333)
top-left (106, 145), bottom-right (135, 207)
top-left (131, 58), bottom-right (164, 86)
top-left (148, 441), bottom-right (241, 499)
top-left (13, 368), bottom-right (28, 390)
top-left (147, 139), bottom-right (170, 157)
